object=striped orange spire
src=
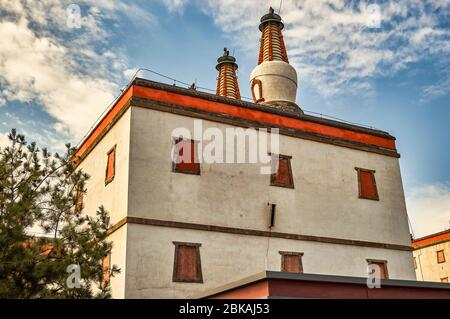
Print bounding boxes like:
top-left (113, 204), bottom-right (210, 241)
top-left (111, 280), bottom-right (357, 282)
top-left (257, 7), bottom-right (289, 65)
top-left (216, 48), bottom-right (241, 100)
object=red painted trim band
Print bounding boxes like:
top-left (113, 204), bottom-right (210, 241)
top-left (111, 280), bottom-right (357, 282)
top-left (133, 85), bottom-right (396, 150)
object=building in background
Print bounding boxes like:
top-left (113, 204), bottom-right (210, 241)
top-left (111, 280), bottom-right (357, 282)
top-left (72, 8), bottom-right (416, 298)
top-left (413, 229), bottom-right (450, 283)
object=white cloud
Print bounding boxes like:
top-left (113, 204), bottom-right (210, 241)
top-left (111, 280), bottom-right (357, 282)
top-left (0, 0), bottom-right (155, 146)
top-left (0, 17), bottom-right (117, 137)
top-left (421, 75), bottom-right (450, 102)
top-left (407, 183), bottom-right (450, 238)
top-left (123, 68), bottom-right (140, 81)
top-left (194, 0), bottom-right (450, 97)
top-left (161, 0), bottom-right (189, 12)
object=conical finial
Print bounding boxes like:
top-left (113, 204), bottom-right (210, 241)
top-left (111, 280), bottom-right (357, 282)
top-left (216, 47), bottom-right (237, 70)
top-left (259, 6), bottom-right (283, 31)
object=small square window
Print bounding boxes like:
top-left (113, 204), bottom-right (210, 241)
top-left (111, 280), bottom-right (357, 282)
top-left (356, 168), bottom-right (379, 200)
top-left (173, 242), bottom-right (203, 283)
top-left (441, 277), bottom-right (448, 283)
top-left (270, 154), bottom-right (294, 188)
top-left (105, 146), bottom-right (116, 185)
top-left (172, 138), bottom-right (200, 175)
top-left (437, 250), bottom-right (446, 264)
top-left (367, 259), bottom-right (389, 279)
top-left (279, 251), bottom-right (303, 273)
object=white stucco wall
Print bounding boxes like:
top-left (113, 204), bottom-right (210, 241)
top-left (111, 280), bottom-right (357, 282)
top-left (109, 225), bottom-right (128, 298)
top-left (125, 223), bottom-right (415, 298)
top-left (76, 109), bottom-right (131, 298)
top-left (128, 106), bottom-right (411, 246)
top-left (414, 241), bottom-right (450, 282)
top-left (77, 108), bottom-right (131, 226)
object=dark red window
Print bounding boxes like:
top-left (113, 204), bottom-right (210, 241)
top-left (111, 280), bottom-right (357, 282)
top-left (280, 251), bottom-right (303, 273)
top-left (105, 146), bottom-right (116, 185)
top-left (437, 250), bottom-right (446, 264)
top-left (270, 154), bottom-right (294, 188)
top-left (356, 168), bottom-right (379, 200)
top-left (172, 138), bottom-right (200, 175)
top-left (173, 242), bottom-right (203, 283)
top-left (367, 259), bottom-right (389, 279)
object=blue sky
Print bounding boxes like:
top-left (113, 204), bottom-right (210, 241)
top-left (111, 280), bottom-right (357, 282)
top-left (0, 0), bottom-right (449, 237)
